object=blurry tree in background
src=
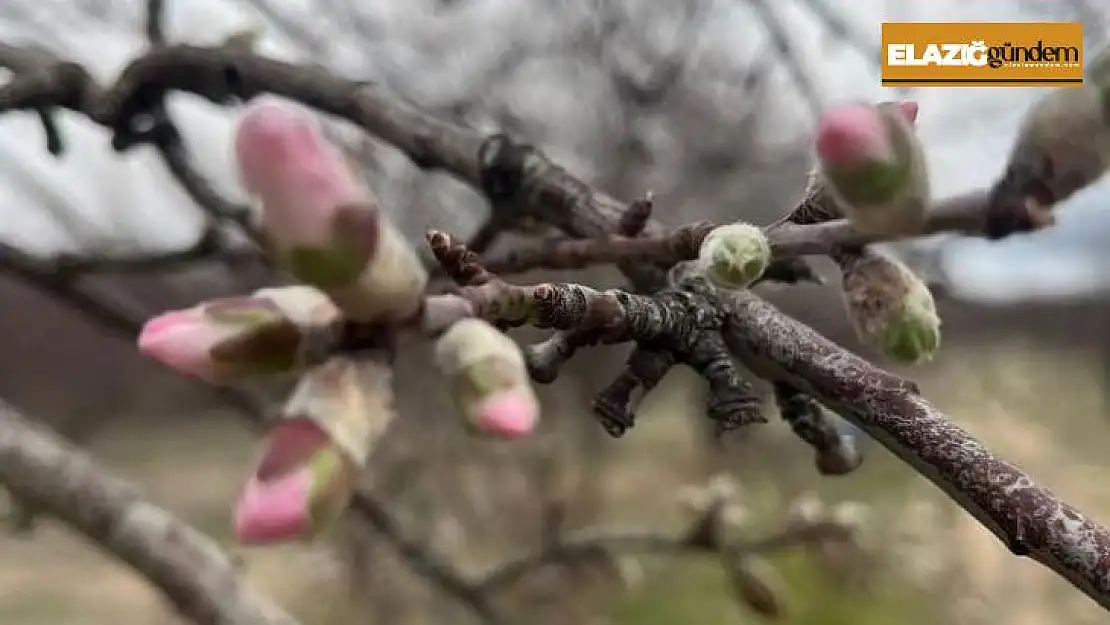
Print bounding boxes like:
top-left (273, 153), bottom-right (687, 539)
top-left (1, 2), bottom-right (1110, 625)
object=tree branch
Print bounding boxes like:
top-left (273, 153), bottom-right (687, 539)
top-left (473, 190), bottom-right (994, 275)
top-left (475, 505), bottom-right (850, 593)
top-left (1, 21), bottom-right (503, 621)
top-left (1, 40), bottom-right (1108, 614)
top-left (0, 248), bottom-right (503, 625)
top-left (721, 289), bottom-right (1110, 605)
top-left (0, 399), bottom-right (303, 625)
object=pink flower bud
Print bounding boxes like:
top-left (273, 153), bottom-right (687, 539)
top-left (815, 101), bottom-right (929, 236)
top-left (235, 97), bottom-right (364, 250)
top-left (138, 306), bottom-right (248, 382)
top-left (234, 98), bottom-right (429, 321)
top-left (471, 389), bottom-right (539, 439)
top-left (893, 99), bottom-right (919, 124)
top-left (137, 296), bottom-right (300, 382)
top-left (435, 319), bottom-right (540, 439)
top-left (816, 104), bottom-right (893, 170)
top-left (234, 358), bottom-right (395, 545)
top-left (233, 418), bottom-right (355, 545)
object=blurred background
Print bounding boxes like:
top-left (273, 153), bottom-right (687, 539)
top-left (1, 0), bottom-right (1110, 624)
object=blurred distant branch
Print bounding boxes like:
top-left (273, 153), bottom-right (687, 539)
top-left (746, 0), bottom-right (824, 119)
top-left (0, 399), bottom-right (303, 625)
top-left (792, 0), bottom-right (881, 71)
top-left (476, 474), bottom-right (855, 599)
top-left (0, 1), bottom-right (262, 274)
top-left (0, 39), bottom-right (264, 272)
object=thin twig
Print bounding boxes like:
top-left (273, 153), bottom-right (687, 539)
top-left (475, 519), bottom-right (848, 592)
top-left (476, 189), bottom-right (992, 275)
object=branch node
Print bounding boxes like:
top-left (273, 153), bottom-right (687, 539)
top-left (427, 229), bottom-right (495, 287)
top-left (619, 191), bottom-right (654, 236)
top-left (773, 383), bottom-right (862, 476)
top-left (478, 133), bottom-right (531, 203)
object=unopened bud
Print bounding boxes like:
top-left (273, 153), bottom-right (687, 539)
top-left (815, 430), bottom-right (863, 476)
top-left (235, 98), bottom-right (427, 323)
top-left (840, 248), bottom-right (940, 364)
top-left (251, 285), bottom-right (340, 327)
top-left (816, 100), bottom-right (928, 236)
top-left (725, 554), bottom-right (788, 621)
top-left (697, 223), bottom-right (771, 290)
top-left (138, 293), bottom-right (323, 382)
top-left (233, 357), bottom-right (395, 545)
top-left (435, 319), bottom-right (540, 439)
top-left (221, 27), bottom-right (262, 52)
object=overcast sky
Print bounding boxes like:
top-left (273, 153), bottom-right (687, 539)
top-left (0, 0), bottom-right (1107, 303)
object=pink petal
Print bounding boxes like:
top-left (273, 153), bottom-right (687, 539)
top-left (233, 467), bottom-right (312, 545)
top-left (234, 98), bottom-right (365, 247)
top-left (256, 418), bottom-right (331, 481)
top-left (816, 104), bottom-right (892, 170)
top-left (896, 99), bottom-right (920, 124)
top-left (138, 309), bottom-right (201, 340)
top-left (137, 320), bottom-right (223, 382)
top-left (473, 390), bottom-right (538, 439)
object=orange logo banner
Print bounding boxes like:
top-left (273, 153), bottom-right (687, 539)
top-left (881, 22), bottom-right (1084, 87)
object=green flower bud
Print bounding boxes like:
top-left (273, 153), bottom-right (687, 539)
top-left (840, 249), bottom-right (941, 364)
top-left (696, 223), bottom-right (771, 290)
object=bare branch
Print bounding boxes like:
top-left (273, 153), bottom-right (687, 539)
top-left (745, 0), bottom-right (824, 119)
top-left (1, 40), bottom-right (1109, 614)
top-left (476, 512), bottom-right (848, 593)
top-left (0, 399), bottom-right (302, 625)
top-left (474, 189), bottom-right (1000, 275)
top-left (0, 247), bottom-right (502, 625)
top-left (722, 289), bottom-right (1110, 606)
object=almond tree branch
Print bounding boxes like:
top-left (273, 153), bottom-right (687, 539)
top-left (0, 33), bottom-right (263, 274)
top-left (475, 513), bottom-right (849, 593)
top-left (1, 22), bottom-right (498, 618)
top-left (0, 44), bottom-right (664, 290)
top-left (477, 190), bottom-right (993, 275)
top-left (1, 42), bottom-right (1108, 613)
top-left (0, 246), bottom-right (503, 625)
top-left (720, 289), bottom-right (1110, 606)
top-left (0, 399), bottom-right (303, 625)
top-left (413, 236), bottom-right (1110, 608)
top-left (140, 0), bottom-right (262, 249)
